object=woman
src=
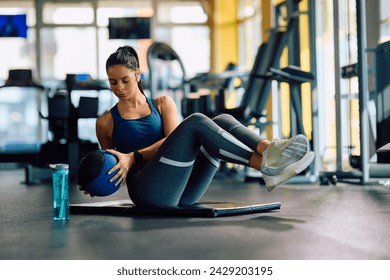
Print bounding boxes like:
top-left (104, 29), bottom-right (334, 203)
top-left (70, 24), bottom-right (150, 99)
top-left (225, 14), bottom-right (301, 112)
top-left (90, 45), bottom-right (315, 207)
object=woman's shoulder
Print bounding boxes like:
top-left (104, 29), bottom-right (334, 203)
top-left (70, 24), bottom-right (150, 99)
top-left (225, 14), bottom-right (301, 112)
top-left (96, 109), bottom-right (113, 128)
top-left (153, 95), bottom-right (175, 108)
top-left (97, 103), bottom-right (118, 121)
top-left (153, 95), bottom-right (177, 116)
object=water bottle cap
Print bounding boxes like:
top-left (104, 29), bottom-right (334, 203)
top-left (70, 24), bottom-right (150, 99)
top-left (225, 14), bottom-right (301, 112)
top-left (49, 163), bottom-right (69, 170)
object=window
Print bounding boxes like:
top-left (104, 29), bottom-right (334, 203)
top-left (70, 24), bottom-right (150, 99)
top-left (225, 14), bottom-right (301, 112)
top-left (154, 1), bottom-right (210, 78)
top-left (157, 1), bottom-right (207, 24)
top-left (40, 27), bottom-right (97, 79)
top-left (238, 0), bottom-right (261, 70)
top-left (42, 2), bottom-right (94, 24)
top-left (155, 26), bottom-right (210, 78)
top-left (39, 2), bottom-right (97, 80)
top-left (380, 0), bottom-right (390, 42)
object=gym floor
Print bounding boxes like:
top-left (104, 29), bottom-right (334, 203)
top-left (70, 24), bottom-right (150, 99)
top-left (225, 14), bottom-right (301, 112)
top-left (1, 167), bottom-right (390, 260)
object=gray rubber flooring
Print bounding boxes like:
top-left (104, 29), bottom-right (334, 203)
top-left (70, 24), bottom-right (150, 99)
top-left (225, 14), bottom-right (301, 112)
top-left (1, 168), bottom-right (390, 260)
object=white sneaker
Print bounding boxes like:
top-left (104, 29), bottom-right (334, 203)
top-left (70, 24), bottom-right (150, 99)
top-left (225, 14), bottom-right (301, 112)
top-left (260, 134), bottom-right (315, 191)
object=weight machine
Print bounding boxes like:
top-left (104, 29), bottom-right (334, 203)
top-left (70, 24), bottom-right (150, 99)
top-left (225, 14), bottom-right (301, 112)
top-left (320, 0), bottom-right (390, 185)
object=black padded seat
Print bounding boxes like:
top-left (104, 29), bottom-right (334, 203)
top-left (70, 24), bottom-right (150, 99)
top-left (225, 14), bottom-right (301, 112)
top-left (377, 142), bottom-right (390, 163)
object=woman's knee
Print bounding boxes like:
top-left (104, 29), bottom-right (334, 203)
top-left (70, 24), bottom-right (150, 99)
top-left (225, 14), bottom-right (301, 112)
top-left (213, 113), bottom-right (234, 121)
top-left (184, 112), bottom-right (208, 124)
top-left (212, 113), bottom-right (238, 127)
top-left (188, 112), bottom-right (207, 119)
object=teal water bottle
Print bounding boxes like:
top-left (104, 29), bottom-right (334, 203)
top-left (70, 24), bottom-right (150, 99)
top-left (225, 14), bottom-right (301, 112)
top-left (50, 163), bottom-right (70, 221)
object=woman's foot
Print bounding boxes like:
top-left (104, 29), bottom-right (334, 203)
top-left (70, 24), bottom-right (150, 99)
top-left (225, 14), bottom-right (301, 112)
top-left (260, 134), bottom-right (315, 191)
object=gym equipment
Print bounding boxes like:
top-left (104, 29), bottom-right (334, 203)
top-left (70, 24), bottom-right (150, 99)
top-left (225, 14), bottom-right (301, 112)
top-left (375, 41), bottom-right (390, 153)
top-left (0, 69), bottom-right (45, 90)
top-left (0, 69), bottom-right (47, 166)
top-left (146, 42), bottom-right (188, 117)
top-left (70, 200), bottom-right (281, 218)
top-left (0, 72), bottom-right (109, 183)
top-left (215, 30), bottom-right (287, 128)
top-left (35, 73), bottom-right (110, 182)
top-left (216, 5), bottom-right (314, 132)
top-left (183, 62), bottom-right (239, 118)
top-left (320, 0), bottom-right (390, 185)
top-left (77, 150), bottom-right (120, 197)
top-left (269, 65), bottom-right (315, 136)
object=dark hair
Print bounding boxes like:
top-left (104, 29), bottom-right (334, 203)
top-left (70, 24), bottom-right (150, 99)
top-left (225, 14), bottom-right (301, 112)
top-left (106, 45), bottom-right (145, 95)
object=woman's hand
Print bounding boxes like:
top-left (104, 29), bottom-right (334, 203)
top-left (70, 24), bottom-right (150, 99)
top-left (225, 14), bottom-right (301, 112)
top-left (106, 149), bottom-right (134, 186)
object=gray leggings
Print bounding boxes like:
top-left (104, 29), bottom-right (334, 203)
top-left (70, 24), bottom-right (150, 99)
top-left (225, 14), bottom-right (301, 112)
top-left (126, 113), bottom-right (263, 207)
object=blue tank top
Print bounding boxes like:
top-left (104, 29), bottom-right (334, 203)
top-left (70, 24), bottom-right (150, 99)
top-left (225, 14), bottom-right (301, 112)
top-left (111, 97), bottom-right (164, 153)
